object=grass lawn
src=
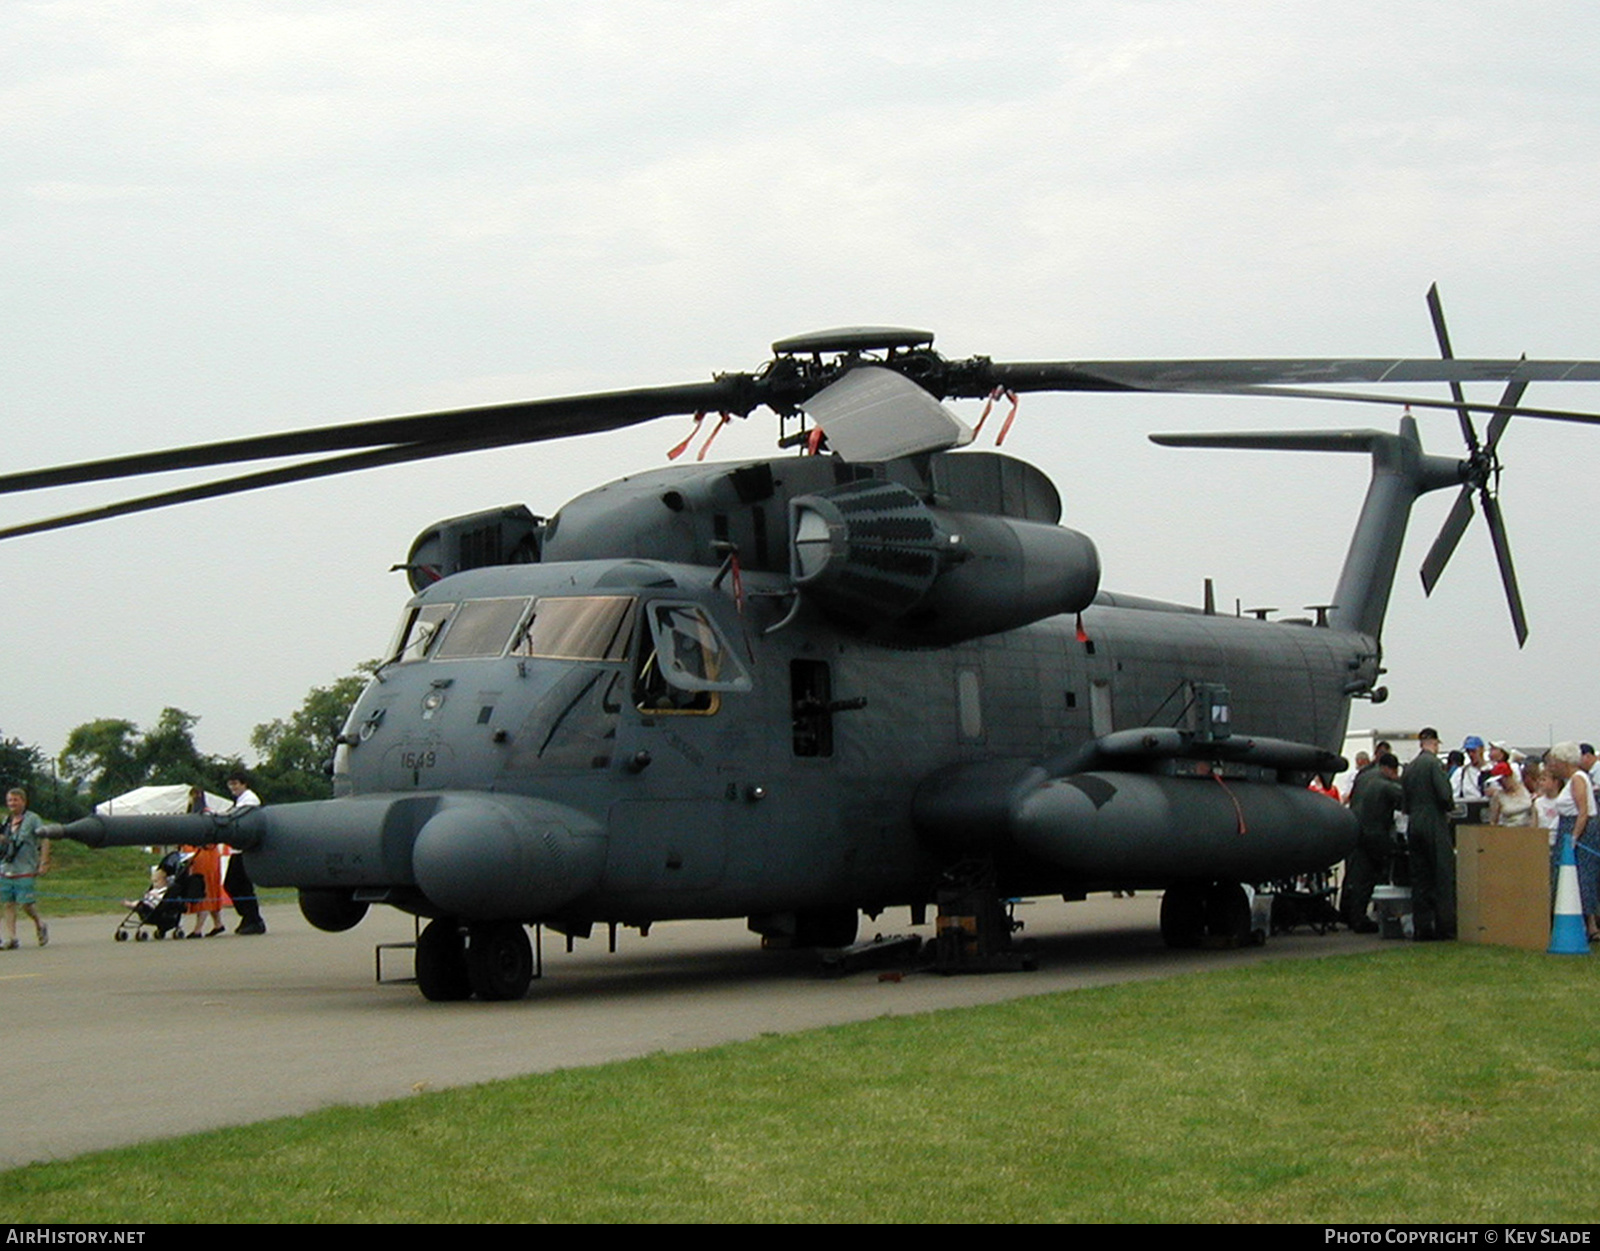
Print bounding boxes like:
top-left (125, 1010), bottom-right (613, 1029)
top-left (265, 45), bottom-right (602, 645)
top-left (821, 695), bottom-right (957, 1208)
top-left (3, 942), bottom-right (1598, 1222)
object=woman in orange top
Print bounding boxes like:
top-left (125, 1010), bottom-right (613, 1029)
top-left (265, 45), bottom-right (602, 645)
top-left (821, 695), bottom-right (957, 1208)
top-left (182, 786), bottom-right (227, 938)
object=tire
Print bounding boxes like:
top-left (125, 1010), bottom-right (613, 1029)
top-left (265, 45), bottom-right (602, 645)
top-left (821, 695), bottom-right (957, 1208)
top-left (1203, 881), bottom-right (1252, 948)
top-left (793, 908), bottom-right (859, 949)
top-left (466, 921), bottom-right (534, 1001)
top-left (416, 918), bottom-right (473, 1002)
top-left (1160, 882), bottom-right (1206, 949)
top-left (1161, 881), bottom-right (1251, 949)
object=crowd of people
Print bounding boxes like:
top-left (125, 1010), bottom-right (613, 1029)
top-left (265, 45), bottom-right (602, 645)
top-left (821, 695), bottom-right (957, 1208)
top-left (1336, 731), bottom-right (1600, 943)
top-left (0, 769), bottom-right (268, 953)
top-left (145, 774), bottom-right (270, 940)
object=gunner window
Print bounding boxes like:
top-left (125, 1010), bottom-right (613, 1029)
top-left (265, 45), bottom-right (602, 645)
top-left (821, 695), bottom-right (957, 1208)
top-left (634, 601), bottom-right (750, 714)
top-left (646, 602), bottom-right (750, 692)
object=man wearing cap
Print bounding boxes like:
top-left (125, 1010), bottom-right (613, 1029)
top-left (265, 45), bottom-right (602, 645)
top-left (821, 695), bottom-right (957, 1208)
top-left (1403, 727), bottom-right (1456, 940)
top-left (1582, 744), bottom-right (1600, 797)
top-left (1452, 736), bottom-right (1487, 800)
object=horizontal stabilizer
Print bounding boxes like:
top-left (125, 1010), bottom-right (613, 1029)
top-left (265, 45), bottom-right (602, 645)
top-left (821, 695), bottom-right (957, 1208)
top-left (1150, 429), bottom-right (1392, 454)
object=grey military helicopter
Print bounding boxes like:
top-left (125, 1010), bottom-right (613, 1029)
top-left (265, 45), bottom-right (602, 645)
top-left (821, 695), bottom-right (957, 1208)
top-left (14, 291), bottom-right (1600, 1000)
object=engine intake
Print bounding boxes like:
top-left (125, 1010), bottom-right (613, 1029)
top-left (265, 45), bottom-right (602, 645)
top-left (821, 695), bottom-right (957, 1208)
top-left (790, 479), bottom-right (1099, 642)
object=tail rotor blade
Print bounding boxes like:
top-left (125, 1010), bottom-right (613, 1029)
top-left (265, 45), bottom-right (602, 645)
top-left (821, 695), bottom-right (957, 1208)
top-left (1422, 286), bottom-right (1528, 641)
top-left (1483, 373), bottom-right (1528, 455)
top-left (1419, 486), bottom-right (1476, 596)
top-left (1481, 492), bottom-right (1530, 646)
top-left (1426, 283), bottom-right (1481, 453)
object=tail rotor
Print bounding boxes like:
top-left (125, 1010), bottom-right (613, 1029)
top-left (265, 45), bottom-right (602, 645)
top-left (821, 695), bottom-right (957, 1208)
top-left (1417, 284), bottom-right (1530, 645)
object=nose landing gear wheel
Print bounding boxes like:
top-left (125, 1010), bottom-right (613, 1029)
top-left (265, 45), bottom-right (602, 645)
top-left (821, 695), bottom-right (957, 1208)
top-left (416, 918), bottom-right (472, 1002)
top-left (466, 921), bottom-right (535, 1001)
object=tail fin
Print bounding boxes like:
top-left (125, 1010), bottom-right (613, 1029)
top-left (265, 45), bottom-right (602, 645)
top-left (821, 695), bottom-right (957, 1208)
top-left (1151, 415), bottom-right (1463, 640)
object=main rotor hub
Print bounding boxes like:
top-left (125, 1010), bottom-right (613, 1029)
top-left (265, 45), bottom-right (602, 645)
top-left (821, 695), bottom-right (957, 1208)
top-left (770, 327), bottom-right (934, 357)
top-left (749, 326), bottom-right (1000, 421)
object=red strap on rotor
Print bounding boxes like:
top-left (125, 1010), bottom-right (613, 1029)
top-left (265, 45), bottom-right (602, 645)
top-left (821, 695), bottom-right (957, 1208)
top-left (667, 411), bottom-right (706, 461)
top-left (696, 412), bottom-right (732, 461)
top-left (994, 389), bottom-right (1021, 445)
top-left (972, 387), bottom-right (1003, 440)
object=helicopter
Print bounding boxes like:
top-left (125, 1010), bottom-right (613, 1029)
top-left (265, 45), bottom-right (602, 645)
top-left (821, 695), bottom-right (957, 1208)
top-left (18, 292), bottom-right (1600, 1000)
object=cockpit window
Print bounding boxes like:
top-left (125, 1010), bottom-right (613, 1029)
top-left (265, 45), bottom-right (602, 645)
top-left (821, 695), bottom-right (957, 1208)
top-left (645, 601), bottom-right (751, 692)
top-left (512, 596), bottom-right (635, 662)
top-left (389, 594), bottom-right (639, 666)
top-left (434, 597), bottom-right (533, 660)
top-left (388, 602), bottom-right (457, 665)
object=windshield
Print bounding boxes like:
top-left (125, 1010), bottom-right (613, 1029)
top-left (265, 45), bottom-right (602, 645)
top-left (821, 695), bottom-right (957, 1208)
top-left (388, 594), bottom-right (638, 666)
top-left (388, 602), bottom-right (457, 665)
top-left (512, 596), bottom-right (635, 662)
top-left (434, 597), bottom-right (532, 660)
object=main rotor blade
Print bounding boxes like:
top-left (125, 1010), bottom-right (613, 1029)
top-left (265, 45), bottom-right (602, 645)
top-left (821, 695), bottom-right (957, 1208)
top-left (1156, 384), bottom-right (1600, 427)
top-left (0, 439), bottom-right (493, 541)
top-left (0, 378), bottom-right (747, 497)
top-left (12, 357), bottom-right (1600, 500)
top-left (10, 341), bottom-right (1600, 530)
top-left (1425, 283), bottom-right (1480, 453)
top-left (1419, 486), bottom-right (1476, 596)
top-left (1481, 491), bottom-right (1529, 646)
top-left (983, 357), bottom-right (1600, 394)
top-left (0, 371), bottom-right (965, 539)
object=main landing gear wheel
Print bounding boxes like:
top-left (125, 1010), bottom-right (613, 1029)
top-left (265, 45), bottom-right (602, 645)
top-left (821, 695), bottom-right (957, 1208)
top-left (1160, 881), bottom-right (1252, 950)
top-left (416, 918), bottom-right (472, 1002)
top-left (466, 921), bottom-right (535, 1001)
top-left (793, 908), bottom-right (859, 949)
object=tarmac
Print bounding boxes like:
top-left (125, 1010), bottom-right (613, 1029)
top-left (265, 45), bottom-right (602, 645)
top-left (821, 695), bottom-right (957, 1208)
top-left (0, 893), bottom-right (1383, 1169)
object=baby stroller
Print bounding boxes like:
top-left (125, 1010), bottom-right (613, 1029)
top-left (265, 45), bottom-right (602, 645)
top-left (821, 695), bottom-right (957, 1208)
top-left (113, 850), bottom-right (195, 942)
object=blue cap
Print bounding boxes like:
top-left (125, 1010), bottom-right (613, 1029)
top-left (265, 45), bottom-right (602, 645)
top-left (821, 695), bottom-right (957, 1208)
top-left (1463, 735), bottom-right (1485, 750)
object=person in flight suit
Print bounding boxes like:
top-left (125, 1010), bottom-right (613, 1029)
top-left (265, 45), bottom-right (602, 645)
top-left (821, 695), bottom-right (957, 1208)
top-left (1403, 728), bottom-right (1456, 940)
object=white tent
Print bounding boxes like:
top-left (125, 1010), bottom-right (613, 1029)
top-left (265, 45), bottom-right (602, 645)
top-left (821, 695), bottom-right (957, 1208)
top-left (94, 785), bottom-right (232, 816)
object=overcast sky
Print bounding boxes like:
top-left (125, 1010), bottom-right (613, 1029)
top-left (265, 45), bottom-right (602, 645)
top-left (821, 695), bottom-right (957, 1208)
top-left (5, 1), bottom-right (1600, 771)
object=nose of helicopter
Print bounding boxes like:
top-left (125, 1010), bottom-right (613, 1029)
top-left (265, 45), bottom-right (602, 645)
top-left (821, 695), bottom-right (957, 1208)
top-left (410, 793), bottom-right (606, 919)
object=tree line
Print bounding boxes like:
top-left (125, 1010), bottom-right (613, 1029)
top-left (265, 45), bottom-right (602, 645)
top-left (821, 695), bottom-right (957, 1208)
top-left (0, 667), bottom-right (372, 819)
